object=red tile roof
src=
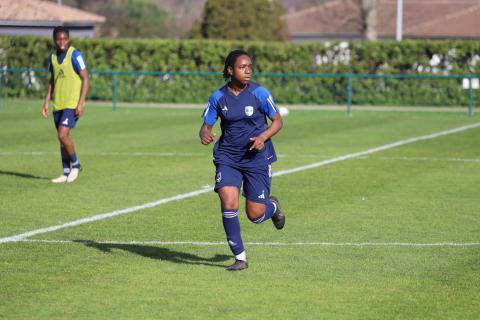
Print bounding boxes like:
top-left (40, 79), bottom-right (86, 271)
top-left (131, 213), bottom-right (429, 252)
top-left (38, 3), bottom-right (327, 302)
top-left (0, 0), bottom-right (105, 24)
top-left (286, 0), bottom-right (480, 39)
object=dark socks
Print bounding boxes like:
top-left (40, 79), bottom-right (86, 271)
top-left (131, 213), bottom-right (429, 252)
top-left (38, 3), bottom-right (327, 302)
top-left (222, 208), bottom-right (245, 256)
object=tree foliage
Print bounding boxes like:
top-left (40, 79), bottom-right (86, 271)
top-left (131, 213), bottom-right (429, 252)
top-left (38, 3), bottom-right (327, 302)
top-left (50, 0), bottom-right (168, 38)
top-left (198, 0), bottom-right (288, 41)
top-left (100, 0), bottom-right (168, 37)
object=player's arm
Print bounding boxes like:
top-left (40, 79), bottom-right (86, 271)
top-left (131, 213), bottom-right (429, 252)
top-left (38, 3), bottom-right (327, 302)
top-left (75, 68), bottom-right (89, 118)
top-left (249, 113), bottom-right (283, 151)
top-left (199, 123), bottom-right (216, 145)
top-left (250, 89), bottom-right (283, 151)
top-left (199, 97), bottom-right (219, 145)
top-left (41, 74), bottom-right (54, 118)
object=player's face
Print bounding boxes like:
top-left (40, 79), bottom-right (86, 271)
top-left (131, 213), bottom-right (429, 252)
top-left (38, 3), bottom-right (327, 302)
top-left (54, 32), bottom-right (69, 52)
top-left (230, 55), bottom-right (252, 85)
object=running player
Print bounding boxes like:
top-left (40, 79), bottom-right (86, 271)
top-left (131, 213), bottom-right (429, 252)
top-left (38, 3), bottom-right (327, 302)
top-left (41, 26), bottom-right (89, 183)
top-left (199, 50), bottom-right (285, 271)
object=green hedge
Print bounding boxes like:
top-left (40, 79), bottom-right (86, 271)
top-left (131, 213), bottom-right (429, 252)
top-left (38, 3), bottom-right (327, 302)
top-left (1, 36), bottom-right (479, 106)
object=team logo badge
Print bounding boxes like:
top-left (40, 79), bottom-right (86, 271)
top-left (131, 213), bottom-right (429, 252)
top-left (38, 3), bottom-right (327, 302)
top-left (216, 172), bottom-right (222, 183)
top-left (245, 106), bottom-right (254, 116)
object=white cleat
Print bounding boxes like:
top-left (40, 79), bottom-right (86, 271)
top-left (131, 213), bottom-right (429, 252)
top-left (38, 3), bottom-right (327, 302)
top-left (51, 175), bottom-right (68, 183)
top-left (67, 168), bottom-right (80, 183)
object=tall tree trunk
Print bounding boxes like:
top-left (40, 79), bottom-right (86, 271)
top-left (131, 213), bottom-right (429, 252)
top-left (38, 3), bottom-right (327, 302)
top-left (362, 0), bottom-right (377, 40)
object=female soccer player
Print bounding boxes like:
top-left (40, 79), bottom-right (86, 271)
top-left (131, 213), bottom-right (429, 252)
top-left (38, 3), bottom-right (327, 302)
top-left (41, 26), bottom-right (89, 183)
top-left (199, 50), bottom-right (285, 271)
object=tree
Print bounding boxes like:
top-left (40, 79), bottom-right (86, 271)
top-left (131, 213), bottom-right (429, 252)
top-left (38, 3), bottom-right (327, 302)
top-left (100, 0), bottom-right (168, 37)
top-left (197, 0), bottom-right (288, 41)
top-left (345, 0), bottom-right (377, 40)
top-left (50, 0), bottom-right (168, 38)
top-left (358, 0), bottom-right (377, 40)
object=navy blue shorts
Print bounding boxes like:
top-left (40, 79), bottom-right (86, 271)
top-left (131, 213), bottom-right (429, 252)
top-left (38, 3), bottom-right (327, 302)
top-left (53, 109), bottom-right (78, 129)
top-left (214, 164), bottom-right (272, 204)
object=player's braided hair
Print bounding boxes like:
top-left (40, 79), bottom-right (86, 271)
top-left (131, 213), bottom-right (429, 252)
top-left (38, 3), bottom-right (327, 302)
top-left (53, 26), bottom-right (70, 40)
top-left (223, 50), bottom-right (251, 80)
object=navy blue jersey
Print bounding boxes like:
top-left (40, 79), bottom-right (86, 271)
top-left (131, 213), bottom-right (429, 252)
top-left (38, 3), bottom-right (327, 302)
top-left (203, 82), bottom-right (279, 169)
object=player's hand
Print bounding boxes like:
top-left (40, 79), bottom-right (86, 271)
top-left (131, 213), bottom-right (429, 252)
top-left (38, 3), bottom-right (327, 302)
top-left (41, 104), bottom-right (49, 118)
top-left (201, 132), bottom-right (216, 145)
top-left (75, 105), bottom-right (84, 118)
top-left (249, 136), bottom-right (265, 151)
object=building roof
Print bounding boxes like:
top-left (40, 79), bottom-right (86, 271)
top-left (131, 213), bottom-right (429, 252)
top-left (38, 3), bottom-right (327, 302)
top-left (0, 0), bottom-right (106, 26)
top-left (285, 0), bottom-right (480, 40)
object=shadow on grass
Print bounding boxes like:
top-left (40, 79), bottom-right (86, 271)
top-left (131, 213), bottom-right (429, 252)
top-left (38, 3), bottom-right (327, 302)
top-left (0, 170), bottom-right (48, 180)
top-left (75, 240), bottom-right (231, 268)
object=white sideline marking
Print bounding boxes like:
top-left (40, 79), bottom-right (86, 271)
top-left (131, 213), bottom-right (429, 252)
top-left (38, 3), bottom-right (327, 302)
top-left (19, 239), bottom-right (480, 247)
top-left (0, 188), bottom-right (213, 244)
top-left (3, 152), bottom-right (480, 163)
top-left (0, 151), bottom-right (206, 157)
top-left (362, 156), bottom-right (480, 163)
top-left (272, 122), bottom-right (480, 177)
top-left (1, 122), bottom-right (480, 245)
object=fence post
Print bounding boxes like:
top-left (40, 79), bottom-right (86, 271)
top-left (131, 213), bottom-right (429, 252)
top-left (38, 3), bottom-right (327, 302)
top-left (347, 74), bottom-right (353, 117)
top-left (0, 69), bottom-right (3, 108)
top-left (468, 77), bottom-right (474, 117)
top-left (0, 68), bottom-right (3, 107)
top-left (112, 73), bottom-right (119, 112)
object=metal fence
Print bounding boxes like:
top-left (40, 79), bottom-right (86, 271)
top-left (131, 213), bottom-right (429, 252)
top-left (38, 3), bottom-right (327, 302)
top-left (0, 68), bottom-right (477, 117)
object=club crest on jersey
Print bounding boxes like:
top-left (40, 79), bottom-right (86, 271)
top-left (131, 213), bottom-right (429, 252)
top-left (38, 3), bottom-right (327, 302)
top-left (245, 106), bottom-right (254, 116)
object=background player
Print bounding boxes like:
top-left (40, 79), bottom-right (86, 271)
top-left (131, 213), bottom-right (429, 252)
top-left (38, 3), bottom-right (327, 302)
top-left (199, 50), bottom-right (285, 271)
top-left (41, 26), bottom-right (89, 183)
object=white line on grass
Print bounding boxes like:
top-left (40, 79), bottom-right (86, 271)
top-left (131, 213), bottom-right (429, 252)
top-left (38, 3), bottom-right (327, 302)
top-left (272, 122), bottom-right (480, 177)
top-left (0, 188), bottom-right (213, 244)
top-left (0, 151), bottom-right (332, 159)
top-left (361, 156), bottom-right (480, 163)
top-left (1, 122), bottom-right (480, 244)
top-left (5, 153), bottom-right (479, 162)
top-left (19, 239), bottom-right (480, 247)
top-left (0, 151), bottom-right (207, 157)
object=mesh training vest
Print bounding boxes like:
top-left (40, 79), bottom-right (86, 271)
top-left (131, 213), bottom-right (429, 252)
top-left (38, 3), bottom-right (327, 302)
top-left (52, 46), bottom-right (82, 111)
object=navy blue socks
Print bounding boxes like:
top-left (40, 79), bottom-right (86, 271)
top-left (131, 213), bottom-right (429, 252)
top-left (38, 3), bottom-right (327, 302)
top-left (222, 208), bottom-right (245, 259)
top-left (62, 157), bottom-right (70, 176)
top-left (70, 153), bottom-right (80, 168)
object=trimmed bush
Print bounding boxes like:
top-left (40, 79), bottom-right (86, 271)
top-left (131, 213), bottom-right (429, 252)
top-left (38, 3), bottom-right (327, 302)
top-left (1, 36), bottom-right (479, 106)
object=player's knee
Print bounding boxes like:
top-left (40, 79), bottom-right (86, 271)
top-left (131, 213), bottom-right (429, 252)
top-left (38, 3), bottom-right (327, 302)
top-left (246, 203), bottom-right (265, 223)
top-left (221, 198), bottom-right (238, 211)
top-left (57, 132), bottom-right (67, 142)
top-left (57, 132), bottom-right (70, 144)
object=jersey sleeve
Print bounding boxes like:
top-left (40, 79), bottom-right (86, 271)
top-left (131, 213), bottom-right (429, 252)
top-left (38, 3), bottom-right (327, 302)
top-left (253, 86), bottom-right (278, 120)
top-left (202, 91), bottom-right (222, 126)
top-left (71, 50), bottom-right (87, 74)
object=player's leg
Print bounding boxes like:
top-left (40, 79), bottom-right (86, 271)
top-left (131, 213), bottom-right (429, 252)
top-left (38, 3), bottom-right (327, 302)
top-left (215, 165), bottom-right (248, 271)
top-left (244, 164), bottom-right (285, 229)
top-left (51, 111), bottom-right (69, 183)
top-left (60, 145), bottom-right (70, 176)
top-left (57, 109), bottom-right (81, 182)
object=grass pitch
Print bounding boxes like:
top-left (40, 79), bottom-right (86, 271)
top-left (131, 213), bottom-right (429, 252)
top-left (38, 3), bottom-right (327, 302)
top-left (1, 100), bottom-right (479, 319)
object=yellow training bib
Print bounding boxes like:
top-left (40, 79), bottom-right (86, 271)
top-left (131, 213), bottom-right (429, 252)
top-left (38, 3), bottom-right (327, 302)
top-left (52, 46), bottom-right (82, 111)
